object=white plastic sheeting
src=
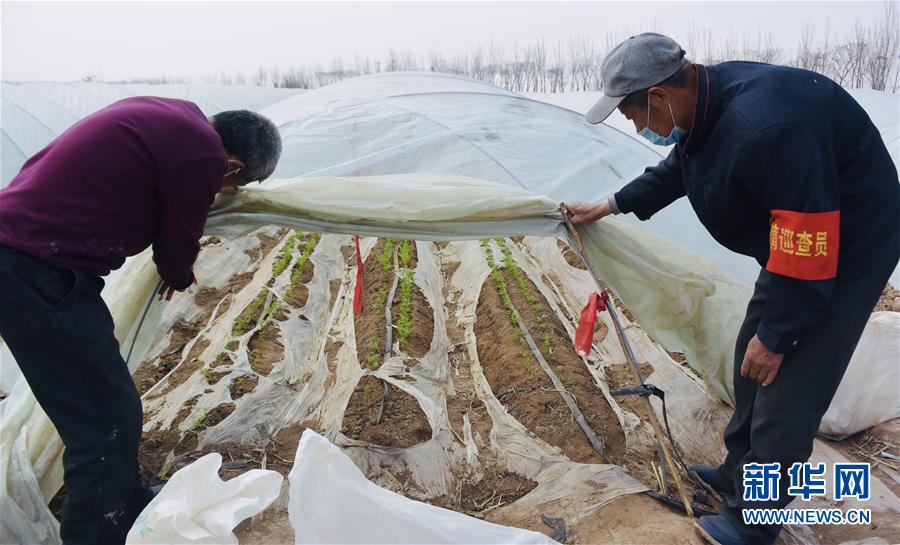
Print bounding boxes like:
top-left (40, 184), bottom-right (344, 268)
top-left (0, 73), bottom-right (896, 544)
top-left (2, 174), bottom-right (897, 545)
top-left (849, 89), bottom-right (900, 167)
top-left (288, 429), bottom-right (554, 545)
top-left (264, 77), bottom-right (655, 205)
top-left (126, 453), bottom-right (283, 545)
top-left (820, 312), bottom-right (900, 438)
top-left (207, 175), bottom-right (750, 407)
top-left (1, 82), bottom-right (299, 186)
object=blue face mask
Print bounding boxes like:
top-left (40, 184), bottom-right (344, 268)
top-left (639, 96), bottom-right (686, 146)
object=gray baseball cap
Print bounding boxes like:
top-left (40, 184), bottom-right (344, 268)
top-left (586, 33), bottom-right (687, 125)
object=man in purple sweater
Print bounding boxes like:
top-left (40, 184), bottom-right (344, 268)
top-left (0, 96), bottom-right (281, 545)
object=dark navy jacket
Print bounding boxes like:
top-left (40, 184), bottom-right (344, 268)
top-left (614, 62), bottom-right (900, 353)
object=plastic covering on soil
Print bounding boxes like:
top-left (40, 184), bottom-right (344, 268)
top-left (3, 174), bottom-right (898, 545)
top-left (1, 73), bottom-right (898, 544)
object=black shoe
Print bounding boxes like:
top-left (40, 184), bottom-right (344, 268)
top-left (689, 465), bottom-right (735, 497)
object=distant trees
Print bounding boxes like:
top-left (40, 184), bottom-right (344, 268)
top-left (118, 3), bottom-right (899, 92)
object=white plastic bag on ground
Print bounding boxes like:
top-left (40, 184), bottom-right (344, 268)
top-left (288, 429), bottom-right (555, 545)
top-left (126, 453), bottom-right (283, 545)
top-left (819, 311), bottom-right (900, 438)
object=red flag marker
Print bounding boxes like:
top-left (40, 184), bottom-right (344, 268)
top-left (574, 290), bottom-right (609, 356)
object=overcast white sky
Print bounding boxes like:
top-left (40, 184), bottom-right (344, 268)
top-left (0, 1), bottom-right (890, 82)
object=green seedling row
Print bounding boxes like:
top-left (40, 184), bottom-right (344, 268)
top-left (272, 231), bottom-right (302, 277)
top-left (192, 411), bottom-right (207, 430)
top-left (481, 240), bottom-right (536, 379)
top-left (229, 376), bottom-right (245, 396)
top-left (496, 239), bottom-right (556, 359)
top-left (378, 239), bottom-right (395, 272)
top-left (394, 241), bottom-right (415, 349)
top-left (232, 232), bottom-right (322, 336)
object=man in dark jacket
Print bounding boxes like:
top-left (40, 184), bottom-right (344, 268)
top-left (0, 97), bottom-right (281, 545)
top-left (566, 33), bottom-right (900, 545)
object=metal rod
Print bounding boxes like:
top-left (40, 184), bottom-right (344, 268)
top-left (559, 207), bottom-right (693, 516)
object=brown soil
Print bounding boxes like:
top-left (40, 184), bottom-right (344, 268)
top-left (341, 375), bottom-right (432, 448)
top-left (274, 265), bottom-right (315, 323)
top-left (234, 514), bottom-right (294, 545)
top-left (139, 395), bottom-right (202, 479)
top-left (196, 403), bottom-right (235, 430)
top-left (429, 462), bottom-right (538, 514)
top-left (392, 281), bottom-right (434, 358)
top-left (248, 324), bottom-right (284, 376)
top-left (603, 363), bottom-right (672, 490)
top-left (244, 229), bottom-right (288, 262)
top-left (476, 271), bottom-right (616, 464)
top-left (445, 341), bottom-right (494, 452)
top-left (150, 421), bottom-right (312, 491)
top-left (140, 428), bottom-right (183, 479)
top-left (192, 270), bottom-right (256, 320)
top-left (667, 351), bottom-right (687, 363)
top-left (134, 264), bottom-right (263, 398)
top-left (133, 359), bottom-right (176, 397)
top-left (354, 239), bottom-right (395, 369)
top-left (270, 422), bottom-right (310, 474)
top-left (438, 288), bottom-right (537, 516)
top-left (507, 258), bottom-right (627, 462)
top-left (442, 259), bottom-right (461, 288)
top-left (557, 238), bottom-right (587, 270)
top-left (875, 283), bottom-right (900, 312)
top-left (340, 243), bottom-right (356, 263)
top-left (229, 375), bottom-right (259, 400)
top-left (151, 337), bottom-right (210, 398)
top-left (133, 319), bottom-right (203, 396)
top-left (825, 418), bottom-right (900, 502)
top-left (569, 493), bottom-right (705, 545)
top-left (210, 351), bottom-right (231, 368)
top-left (603, 361), bottom-right (706, 506)
top-left (194, 286), bottom-right (226, 312)
top-left (284, 271), bottom-right (312, 309)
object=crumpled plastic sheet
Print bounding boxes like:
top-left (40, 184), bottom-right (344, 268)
top-left (819, 312), bottom-right (900, 438)
top-left (126, 453), bottom-right (283, 544)
top-left (2, 174), bottom-right (896, 545)
top-left (289, 429), bottom-right (555, 545)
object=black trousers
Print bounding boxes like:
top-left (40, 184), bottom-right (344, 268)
top-left (0, 245), bottom-right (153, 545)
top-left (715, 254), bottom-right (898, 545)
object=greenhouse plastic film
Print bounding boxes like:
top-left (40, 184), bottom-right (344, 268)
top-left (1, 173), bottom-right (897, 545)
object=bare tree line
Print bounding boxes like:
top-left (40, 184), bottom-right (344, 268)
top-left (116, 4), bottom-right (899, 93)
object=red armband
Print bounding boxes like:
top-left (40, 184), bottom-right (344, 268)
top-left (766, 210), bottom-right (839, 280)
